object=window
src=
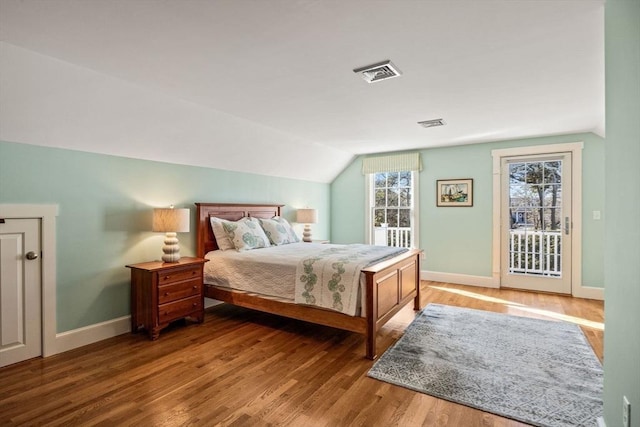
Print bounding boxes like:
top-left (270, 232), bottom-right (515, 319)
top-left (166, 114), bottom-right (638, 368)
top-left (363, 152), bottom-right (421, 249)
top-left (370, 171), bottom-right (416, 248)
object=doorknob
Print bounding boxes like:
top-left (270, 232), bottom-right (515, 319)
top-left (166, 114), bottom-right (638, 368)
top-left (26, 251), bottom-right (39, 260)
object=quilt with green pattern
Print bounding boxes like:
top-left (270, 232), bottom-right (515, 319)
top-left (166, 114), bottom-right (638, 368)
top-left (294, 244), bottom-right (407, 316)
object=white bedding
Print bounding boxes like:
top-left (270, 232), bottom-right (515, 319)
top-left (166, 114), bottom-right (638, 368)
top-left (204, 242), bottom-right (408, 317)
top-left (294, 244), bottom-right (408, 316)
top-left (204, 242), bottom-right (332, 300)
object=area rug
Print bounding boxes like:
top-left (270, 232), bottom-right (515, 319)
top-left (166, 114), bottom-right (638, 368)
top-left (368, 304), bottom-right (603, 427)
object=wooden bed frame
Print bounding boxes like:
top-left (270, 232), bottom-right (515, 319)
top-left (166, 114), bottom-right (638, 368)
top-left (195, 202), bottom-right (422, 360)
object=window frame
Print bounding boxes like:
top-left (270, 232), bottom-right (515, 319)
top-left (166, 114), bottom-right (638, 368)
top-left (365, 170), bottom-right (419, 248)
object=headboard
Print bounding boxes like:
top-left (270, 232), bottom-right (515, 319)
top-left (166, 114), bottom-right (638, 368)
top-left (195, 203), bottom-right (283, 257)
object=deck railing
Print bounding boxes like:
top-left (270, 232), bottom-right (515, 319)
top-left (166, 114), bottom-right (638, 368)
top-left (374, 226), bottom-right (411, 248)
top-left (509, 229), bottom-right (562, 277)
top-left (373, 227), bottom-right (560, 276)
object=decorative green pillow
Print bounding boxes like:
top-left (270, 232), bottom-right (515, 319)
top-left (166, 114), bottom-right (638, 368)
top-left (271, 216), bottom-right (300, 243)
top-left (209, 216), bottom-right (236, 251)
top-left (222, 217), bottom-right (271, 251)
top-left (259, 217), bottom-right (295, 245)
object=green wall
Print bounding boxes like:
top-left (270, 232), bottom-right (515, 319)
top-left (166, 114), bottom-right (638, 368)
top-left (604, 0), bottom-right (640, 425)
top-left (0, 141), bottom-right (330, 333)
top-left (331, 132), bottom-right (605, 286)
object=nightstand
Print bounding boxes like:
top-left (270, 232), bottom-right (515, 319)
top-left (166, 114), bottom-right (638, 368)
top-left (126, 257), bottom-right (208, 340)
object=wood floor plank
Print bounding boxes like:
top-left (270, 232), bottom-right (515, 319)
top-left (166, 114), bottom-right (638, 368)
top-left (0, 281), bottom-right (603, 426)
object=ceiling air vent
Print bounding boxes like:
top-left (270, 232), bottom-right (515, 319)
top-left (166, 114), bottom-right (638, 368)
top-left (418, 118), bottom-right (446, 128)
top-left (353, 60), bottom-right (402, 83)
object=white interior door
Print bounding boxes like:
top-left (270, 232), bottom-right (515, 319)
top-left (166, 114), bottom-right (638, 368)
top-left (500, 153), bottom-right (572, 294)
top-left (0, 218), bottom-right (42, 368)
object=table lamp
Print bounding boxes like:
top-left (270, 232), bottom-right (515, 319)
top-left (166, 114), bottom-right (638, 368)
top-left (296, 208), bottom-right (318, 243)
top-left (152, 206), bottom-right (190, 262)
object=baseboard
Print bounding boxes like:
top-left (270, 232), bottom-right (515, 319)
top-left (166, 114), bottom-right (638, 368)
top-left (48, 299), bottom-right (251, 357)
top-left (596, 416), bottom-right (606, 427)
top-left (572, 285), bottom-right (604, 301)
top-left (422, 270), bottom-right (605, 301)
top-left (421, 270), bottom-right (498, 288)
top-left (52, 315), bottom-right (131, 356)
top-left (46, 281), bottom-right (602, 357)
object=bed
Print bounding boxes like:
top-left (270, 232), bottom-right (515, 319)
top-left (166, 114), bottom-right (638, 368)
top-left (195, 202), bottom-right (422, 360)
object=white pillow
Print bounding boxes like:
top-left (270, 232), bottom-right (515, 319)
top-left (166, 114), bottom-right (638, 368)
top-left (209, 216), bottom-right (235, 251)
top-left (259, 217), bottom-right (295, 245)
top-left (222, 217), bottom-right (271, 251)
top-left (271, 216), bottom-right (300, 243)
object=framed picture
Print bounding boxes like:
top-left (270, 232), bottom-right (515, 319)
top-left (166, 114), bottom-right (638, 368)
top-left (437, 179), bottom-right (473, 207)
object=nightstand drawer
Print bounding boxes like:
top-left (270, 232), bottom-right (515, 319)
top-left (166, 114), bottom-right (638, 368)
top-left (158, 279), bottom-right (201, 304)
top-left (158, 295), bottom-right (202, 324)
top-left (158, 266), bottom-right (200, 285)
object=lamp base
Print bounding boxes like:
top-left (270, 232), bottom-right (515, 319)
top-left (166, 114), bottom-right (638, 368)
top-left (302, 224), bottom-right (312, 243)
top-left (161, 232), bottom-right (181, 262)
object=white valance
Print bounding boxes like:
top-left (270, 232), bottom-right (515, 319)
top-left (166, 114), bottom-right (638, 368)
top-left (362, 152), bottom-right (422, 174)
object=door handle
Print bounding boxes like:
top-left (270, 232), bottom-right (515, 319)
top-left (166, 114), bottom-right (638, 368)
top-left (26, 251), bottom-right (39, 260)
top-left (564, 217), bottom-right (570, 235)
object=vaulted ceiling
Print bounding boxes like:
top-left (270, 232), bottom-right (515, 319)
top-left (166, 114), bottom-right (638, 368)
top-left (0, 0), bottom-right (604, 183)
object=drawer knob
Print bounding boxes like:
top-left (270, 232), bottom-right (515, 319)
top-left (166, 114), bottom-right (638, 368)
top-left (192, 286), bottom-right (197, 290)
top-left (193, 303), bottom-right (197, 307)
top-left (164, 292), bottom-right (170, 296)
top-left (164, 276), bottom-right (170, 280)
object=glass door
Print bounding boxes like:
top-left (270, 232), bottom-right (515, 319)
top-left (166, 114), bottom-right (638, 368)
top-left (500, 153), bottom-right (572, 293)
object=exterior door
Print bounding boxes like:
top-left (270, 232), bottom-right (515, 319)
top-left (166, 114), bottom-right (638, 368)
top-left (0, 218), bottom-right (42, 368)
top-left (500, 153), bottom-right (572, 293)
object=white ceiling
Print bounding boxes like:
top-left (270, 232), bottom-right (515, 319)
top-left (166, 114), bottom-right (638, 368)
top-left (0, 0), bottom-right (605, 183)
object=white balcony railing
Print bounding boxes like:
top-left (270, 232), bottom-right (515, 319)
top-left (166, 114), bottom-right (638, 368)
top-left (373, 227), bottom-right (561, 277)
top-left (509, 229), bottom-right (562, 277)
top-left (374, 226), bottom-right (411, 248)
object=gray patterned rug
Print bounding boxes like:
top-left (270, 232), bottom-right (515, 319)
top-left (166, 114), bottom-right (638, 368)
top-left (368, 304), bottom-right (603, 427)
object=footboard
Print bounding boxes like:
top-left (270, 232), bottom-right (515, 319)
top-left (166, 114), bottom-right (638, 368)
top-left (362, 249), bottom-right (422, 360)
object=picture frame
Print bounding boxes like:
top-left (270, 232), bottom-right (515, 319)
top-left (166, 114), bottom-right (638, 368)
top-left (436, 178), bottom-right (473, 207)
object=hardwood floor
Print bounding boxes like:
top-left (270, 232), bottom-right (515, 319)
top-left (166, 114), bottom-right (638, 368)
top-left (0, 282), bottom-right (604, 426)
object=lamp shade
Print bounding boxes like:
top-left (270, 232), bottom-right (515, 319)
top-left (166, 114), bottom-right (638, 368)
top-left (296, 208), bottom-right (318, 224)
top-left (152, 208), bottom-right (190, 233)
